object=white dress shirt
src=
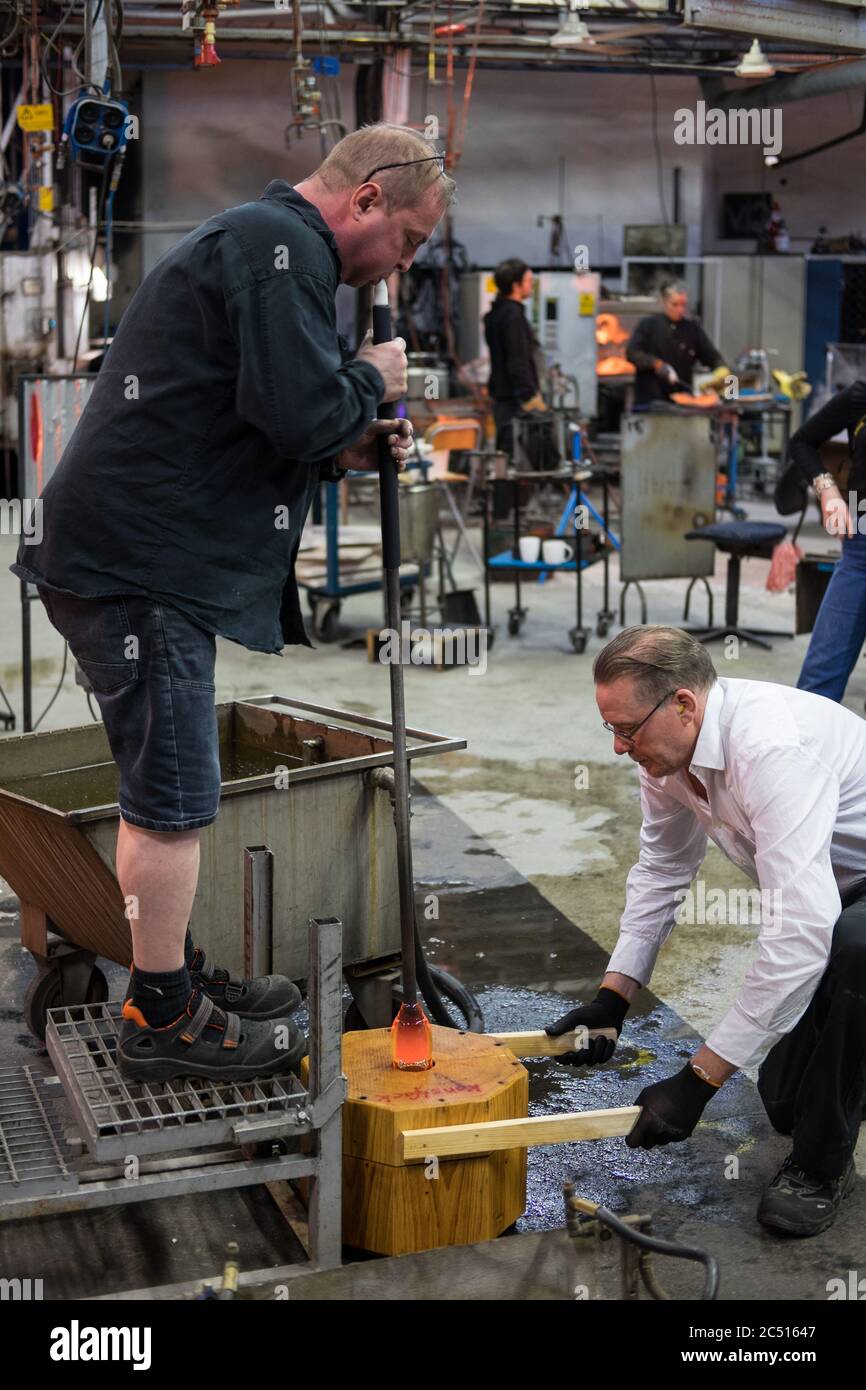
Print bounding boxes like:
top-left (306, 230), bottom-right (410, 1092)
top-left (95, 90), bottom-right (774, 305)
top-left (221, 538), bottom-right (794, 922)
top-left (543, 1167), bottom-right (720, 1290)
top-left (606, 677), bottom-right (866, 1070)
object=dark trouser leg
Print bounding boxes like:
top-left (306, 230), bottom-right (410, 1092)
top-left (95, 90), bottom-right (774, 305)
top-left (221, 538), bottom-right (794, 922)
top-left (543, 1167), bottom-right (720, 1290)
top-left (492, 398), bottom-right (518, 457)
top-left (757, 892), bottom-right (866, 1179)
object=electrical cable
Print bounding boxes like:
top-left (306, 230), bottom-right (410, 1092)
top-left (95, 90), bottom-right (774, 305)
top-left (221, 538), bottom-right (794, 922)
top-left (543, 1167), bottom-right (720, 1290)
top-left (72, 158), bottom-right (110, 368)
top-left (450, 0), bottom-right (484, 168)
top-left (40, 0), bottom-right (100, 99)
top-left (0, 0), bottom-right (23, 55)
top-left (103, 179), bottom-right (115, 342)
top-left (649, 70), bottom-right (669, 231)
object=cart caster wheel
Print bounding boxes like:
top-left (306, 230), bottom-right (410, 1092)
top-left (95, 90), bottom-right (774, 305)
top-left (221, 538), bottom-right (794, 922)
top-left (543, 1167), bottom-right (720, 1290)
top-left (507, 614), bottom-right (521, 637)
top-left (313, 601), bottom-right (341, 643)
top-left (569, 627), bottom-right (589, 654)
top-left (23, 964), bottom-right (109, 1043)
top-left (596, 618), bottom-right (609, 639)
top-left (399, 587), bottom-right (416, 615)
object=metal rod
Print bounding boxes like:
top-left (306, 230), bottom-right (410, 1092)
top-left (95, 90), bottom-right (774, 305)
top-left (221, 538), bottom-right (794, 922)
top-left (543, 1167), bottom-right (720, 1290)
top-left (373, 282), bottom-right (418, 1006)
top-left (243, 846), bottom-right (274, 980)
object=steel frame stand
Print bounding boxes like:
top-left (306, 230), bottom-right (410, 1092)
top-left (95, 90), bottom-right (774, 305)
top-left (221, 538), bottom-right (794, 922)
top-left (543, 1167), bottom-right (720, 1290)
top-left (0, 915), bottom-right (346, 1288)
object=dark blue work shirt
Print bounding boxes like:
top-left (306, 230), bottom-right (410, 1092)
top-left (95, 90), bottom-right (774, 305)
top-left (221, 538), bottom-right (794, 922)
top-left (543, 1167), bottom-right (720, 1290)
top-left (11, 182), bottom-right (384, 654)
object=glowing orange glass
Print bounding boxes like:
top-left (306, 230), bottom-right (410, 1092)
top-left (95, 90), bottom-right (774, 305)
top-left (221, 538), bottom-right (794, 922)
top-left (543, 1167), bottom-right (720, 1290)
top-left (391, 1001), bottom-right (434, 1071)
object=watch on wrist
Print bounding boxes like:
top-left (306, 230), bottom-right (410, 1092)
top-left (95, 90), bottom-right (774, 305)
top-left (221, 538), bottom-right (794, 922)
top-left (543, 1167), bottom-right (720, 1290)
top-left (812, 472), bottom-right (838, 498)
top-left (690, 1061), bottom-right (722, 1088)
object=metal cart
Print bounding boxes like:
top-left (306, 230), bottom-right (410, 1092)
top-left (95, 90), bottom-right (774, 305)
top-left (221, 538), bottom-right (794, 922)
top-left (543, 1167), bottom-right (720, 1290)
top-left (481, 464), bottom-right (620, 653)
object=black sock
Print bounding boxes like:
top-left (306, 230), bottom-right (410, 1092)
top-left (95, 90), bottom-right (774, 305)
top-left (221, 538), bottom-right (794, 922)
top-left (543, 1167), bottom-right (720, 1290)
top-left (130, 964), bottom-right (193, 1028)
top-left (184, 928), bottom-right (195, 968)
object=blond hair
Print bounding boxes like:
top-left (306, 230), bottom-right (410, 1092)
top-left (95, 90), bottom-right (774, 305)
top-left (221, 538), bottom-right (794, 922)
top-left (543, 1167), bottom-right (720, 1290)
top-left (314, 123), bottom-right (456, 212)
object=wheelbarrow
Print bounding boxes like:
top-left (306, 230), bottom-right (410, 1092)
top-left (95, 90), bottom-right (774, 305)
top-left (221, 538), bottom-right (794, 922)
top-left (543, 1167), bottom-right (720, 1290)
top-left (0, 694), bottom-right (464, 1038)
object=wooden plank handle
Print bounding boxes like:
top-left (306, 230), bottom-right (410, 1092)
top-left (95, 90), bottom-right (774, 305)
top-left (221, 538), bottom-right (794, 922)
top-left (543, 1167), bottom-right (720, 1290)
top-left (402, 1106), bottom-right (641, 1162)
top-left (488, 1028), bottom-right (617, 1058)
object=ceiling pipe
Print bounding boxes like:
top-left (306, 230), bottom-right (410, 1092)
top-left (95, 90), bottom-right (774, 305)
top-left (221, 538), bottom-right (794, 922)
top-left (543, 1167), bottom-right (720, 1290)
top-left (704, 56), bottom-right (866, 111)
top-left (115, 27), bottom-right (742, 67)
top-left (765, 91), bottom-right (866, 169)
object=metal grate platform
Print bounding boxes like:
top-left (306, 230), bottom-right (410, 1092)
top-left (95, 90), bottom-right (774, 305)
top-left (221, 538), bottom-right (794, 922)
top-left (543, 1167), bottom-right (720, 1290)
top-left (0, 1066), bottom-right (79, 1199)
top-left (46, 1003), bottom-right (310, 1163)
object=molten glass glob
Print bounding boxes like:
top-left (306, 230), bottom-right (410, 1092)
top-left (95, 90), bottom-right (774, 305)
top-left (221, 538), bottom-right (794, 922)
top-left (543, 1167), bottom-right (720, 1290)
top-left (391, 1001), bottom-right (434, 1071)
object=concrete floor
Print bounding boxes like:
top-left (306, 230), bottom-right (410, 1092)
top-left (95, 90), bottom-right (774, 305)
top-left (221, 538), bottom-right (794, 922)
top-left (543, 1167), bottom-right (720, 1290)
top-left (1, 494), bottom-right (865, 1300)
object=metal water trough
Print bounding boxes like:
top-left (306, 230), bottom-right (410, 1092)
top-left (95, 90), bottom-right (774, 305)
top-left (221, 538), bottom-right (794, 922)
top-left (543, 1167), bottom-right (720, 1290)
top-left (0, 694), bottom-right (464, 1036)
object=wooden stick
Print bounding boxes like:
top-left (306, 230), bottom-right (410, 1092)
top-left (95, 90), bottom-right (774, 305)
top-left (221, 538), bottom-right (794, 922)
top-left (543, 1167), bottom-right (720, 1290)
top-left (487, 1028), bottom-right (617, 1058)
top-left (402, 1106), bottom-right (640, 1162)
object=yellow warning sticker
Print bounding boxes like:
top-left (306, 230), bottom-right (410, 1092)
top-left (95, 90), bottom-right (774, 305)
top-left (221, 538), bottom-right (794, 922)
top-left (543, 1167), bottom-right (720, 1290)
top-left (38, 186), bottom-right (54, 212)
top-left (17, 104), bottom-right (54, 132)
top-left (578, 292), bottom-right (596, 317)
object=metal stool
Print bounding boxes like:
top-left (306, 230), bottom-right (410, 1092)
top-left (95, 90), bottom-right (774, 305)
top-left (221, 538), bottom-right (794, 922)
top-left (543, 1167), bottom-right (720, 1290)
top-left (684, 521), bottom-right (792, 650)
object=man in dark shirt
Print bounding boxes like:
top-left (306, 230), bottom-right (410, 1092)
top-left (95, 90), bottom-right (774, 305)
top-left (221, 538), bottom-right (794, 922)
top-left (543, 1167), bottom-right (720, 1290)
top-left (483, 258), bottom-right (546, 452)
top-left (627, 280), bottom-right (726, 406)
top-left (790, 380), bottom-right (866, 701)
top-left (12, 124), bottom-right (454, 1082)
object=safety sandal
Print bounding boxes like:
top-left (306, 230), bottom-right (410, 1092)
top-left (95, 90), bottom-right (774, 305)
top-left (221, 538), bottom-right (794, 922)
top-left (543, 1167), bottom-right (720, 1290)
top-left (118, 990), bottom-right (306, 1083)
top-left (188, 948), bottom-right (302, 1019)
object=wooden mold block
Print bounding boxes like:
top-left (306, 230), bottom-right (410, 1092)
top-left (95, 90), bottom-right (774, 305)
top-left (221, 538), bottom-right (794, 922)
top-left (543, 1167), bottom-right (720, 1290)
top-left (341, 1025), bottom-right (528, 1256)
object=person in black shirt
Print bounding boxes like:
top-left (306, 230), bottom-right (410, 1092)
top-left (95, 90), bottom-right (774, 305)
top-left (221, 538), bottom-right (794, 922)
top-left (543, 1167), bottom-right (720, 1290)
top-left (792, 380), bottom-right (866, 701)
top-left (627, 280), bottom-right (726, 406)
top-left (11, 124), bottom-right (454, 1084)
top-left (483, 258), bottom-right (546, 453)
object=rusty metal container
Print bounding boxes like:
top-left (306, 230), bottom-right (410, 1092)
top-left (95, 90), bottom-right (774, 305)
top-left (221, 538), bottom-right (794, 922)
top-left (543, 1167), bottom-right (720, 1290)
top-left (0, 695), bottom-right (464, 1029)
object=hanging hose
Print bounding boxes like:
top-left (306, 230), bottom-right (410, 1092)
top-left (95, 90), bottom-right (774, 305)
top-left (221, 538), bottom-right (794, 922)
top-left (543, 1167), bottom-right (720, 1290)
top-left (565, 1187), bottom-right (720, 1301)
top-left (417, 921), bottom-right (485, 1032)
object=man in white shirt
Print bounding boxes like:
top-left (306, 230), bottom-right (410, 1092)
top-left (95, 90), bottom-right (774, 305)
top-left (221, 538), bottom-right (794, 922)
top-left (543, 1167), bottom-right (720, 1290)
top-left (546, 624), bottom-right (866, 1237)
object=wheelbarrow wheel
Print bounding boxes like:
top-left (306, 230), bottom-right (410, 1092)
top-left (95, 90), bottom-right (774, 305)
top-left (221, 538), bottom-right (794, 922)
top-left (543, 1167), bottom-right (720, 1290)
top-left (23, 963), bottom-right (109, 1043)
top-left (312, 600), bottom-right (341, 643)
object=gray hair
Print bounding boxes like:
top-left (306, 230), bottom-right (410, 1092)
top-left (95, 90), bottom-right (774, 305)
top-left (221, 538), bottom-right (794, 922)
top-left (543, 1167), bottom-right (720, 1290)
top-left (661, 278), bottom-right (688, 300)
top-left (313, 123), bottom-right (456, 213)
top-left (593, 626), bottom-right (717, 703)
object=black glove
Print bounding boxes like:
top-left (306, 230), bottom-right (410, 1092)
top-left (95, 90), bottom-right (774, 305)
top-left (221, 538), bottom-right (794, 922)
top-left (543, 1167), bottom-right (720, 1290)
top-left (544, 987), bottom-right (630, 1065)
top-left (626, 1064), bottom-right (718, 1149)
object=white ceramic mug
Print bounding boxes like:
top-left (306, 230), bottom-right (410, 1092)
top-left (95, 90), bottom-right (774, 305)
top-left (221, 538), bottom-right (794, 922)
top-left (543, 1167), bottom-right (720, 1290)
top-left (518, 536), bottom-right (541, 563)
top-left (542, 539), bottom-right (573, 565)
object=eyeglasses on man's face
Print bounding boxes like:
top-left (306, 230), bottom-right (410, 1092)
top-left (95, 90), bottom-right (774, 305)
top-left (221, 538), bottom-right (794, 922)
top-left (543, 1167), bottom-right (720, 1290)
top-left (601, 689), bottom-right (678, 747)
top-left (362, 154), bottom-right (446, 184)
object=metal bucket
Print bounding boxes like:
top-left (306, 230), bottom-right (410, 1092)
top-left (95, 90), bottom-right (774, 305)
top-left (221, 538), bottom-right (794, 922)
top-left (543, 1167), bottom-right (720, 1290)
top-left (399, 482), bottom-right (439, 564)
top-left (0, 696), bottom-right (464, 983)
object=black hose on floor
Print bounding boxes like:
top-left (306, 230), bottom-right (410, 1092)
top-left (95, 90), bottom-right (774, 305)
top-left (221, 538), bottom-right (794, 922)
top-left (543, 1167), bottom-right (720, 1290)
top-left (415, 925), bottom-right (485, 1033)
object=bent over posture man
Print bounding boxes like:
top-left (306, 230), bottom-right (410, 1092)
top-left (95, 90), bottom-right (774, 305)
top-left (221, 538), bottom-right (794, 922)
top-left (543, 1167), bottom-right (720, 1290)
top-left (546, 625), bottom-right (866, 1237)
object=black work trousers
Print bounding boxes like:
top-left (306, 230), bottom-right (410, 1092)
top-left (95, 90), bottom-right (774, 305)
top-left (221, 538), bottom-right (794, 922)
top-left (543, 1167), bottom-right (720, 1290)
top-left (757, 886), bottom-right (866, 1179)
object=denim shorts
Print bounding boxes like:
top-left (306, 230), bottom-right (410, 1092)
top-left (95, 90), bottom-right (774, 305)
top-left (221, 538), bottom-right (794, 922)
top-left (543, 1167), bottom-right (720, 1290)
top-left (37, 588), bottom-right (221, 832)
